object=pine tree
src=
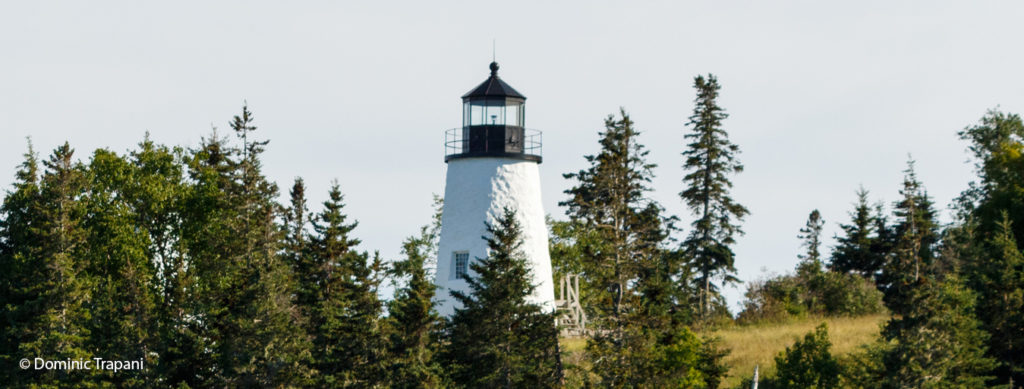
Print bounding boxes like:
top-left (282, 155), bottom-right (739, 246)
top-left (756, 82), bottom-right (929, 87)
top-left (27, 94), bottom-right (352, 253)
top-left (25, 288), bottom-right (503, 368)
top-left (385, 228), bottom-right (444, 388)
top-left (680, 74), bottom-right (749, 318)
top-left (829, 188), bottom-right (884, 278)
top-left (444, 207), bottom-right (561, 388)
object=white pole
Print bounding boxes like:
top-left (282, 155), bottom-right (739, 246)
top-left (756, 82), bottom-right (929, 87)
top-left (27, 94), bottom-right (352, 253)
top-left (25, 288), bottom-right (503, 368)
top-left (752, 364), bottom-right (759, 389)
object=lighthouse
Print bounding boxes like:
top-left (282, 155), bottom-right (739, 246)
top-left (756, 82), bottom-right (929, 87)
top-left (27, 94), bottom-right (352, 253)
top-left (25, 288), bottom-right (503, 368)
top-left (434, 62), bottom-right (556, 317)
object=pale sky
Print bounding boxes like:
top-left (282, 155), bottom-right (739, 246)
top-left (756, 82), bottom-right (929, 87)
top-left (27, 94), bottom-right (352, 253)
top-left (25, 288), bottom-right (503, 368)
top-left (3, 2), bottom-right (1023, 312)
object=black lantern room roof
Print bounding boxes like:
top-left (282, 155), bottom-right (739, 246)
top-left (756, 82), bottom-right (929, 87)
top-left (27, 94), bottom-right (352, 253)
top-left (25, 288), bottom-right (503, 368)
top-left (461, 62), bottom-right (526, 101)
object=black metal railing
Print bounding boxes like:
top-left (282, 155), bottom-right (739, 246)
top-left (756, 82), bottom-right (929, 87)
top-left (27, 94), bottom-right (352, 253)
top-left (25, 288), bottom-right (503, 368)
top-left (444, 127), bottom-right (542, 161)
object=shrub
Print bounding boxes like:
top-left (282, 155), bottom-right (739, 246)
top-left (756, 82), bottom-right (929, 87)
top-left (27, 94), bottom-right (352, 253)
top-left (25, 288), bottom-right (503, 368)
top-left (771, 323), bottom-right (840, 389)
top-left (739, 271), bottom-right (884, 323)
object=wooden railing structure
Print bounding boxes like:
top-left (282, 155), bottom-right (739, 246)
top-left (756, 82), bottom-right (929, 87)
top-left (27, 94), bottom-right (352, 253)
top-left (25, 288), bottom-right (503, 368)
top-left (554, 274), bottom-right (587, 337)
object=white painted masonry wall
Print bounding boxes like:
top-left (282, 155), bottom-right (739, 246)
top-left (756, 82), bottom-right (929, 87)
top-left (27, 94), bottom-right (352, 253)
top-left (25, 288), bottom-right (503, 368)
top-left (434, 156), bottom-right (556, 317)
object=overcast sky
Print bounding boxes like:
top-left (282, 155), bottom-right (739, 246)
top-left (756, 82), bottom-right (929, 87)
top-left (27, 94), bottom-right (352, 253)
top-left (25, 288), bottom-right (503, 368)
top-left (3, 2), bottom-right (1023, 312)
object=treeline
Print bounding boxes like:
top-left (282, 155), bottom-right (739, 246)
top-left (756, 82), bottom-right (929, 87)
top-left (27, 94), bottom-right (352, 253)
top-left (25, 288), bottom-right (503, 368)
top-left (0, 106), bottom-right (561, 388)
top-left (1, 73), bottom-right (1022, 388)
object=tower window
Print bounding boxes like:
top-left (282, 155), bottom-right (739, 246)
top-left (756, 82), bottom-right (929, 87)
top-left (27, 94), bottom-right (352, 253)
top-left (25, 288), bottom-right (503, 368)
top-left (453, 251), bottom-right (469, 280)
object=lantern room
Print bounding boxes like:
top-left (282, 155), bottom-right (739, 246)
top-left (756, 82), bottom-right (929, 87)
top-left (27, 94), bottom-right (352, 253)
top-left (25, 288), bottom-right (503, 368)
top-left (445, 62), bottom-right (541, 163)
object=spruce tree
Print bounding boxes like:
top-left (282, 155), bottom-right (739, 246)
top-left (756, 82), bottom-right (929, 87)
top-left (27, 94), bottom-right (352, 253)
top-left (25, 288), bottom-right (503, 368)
top-left (880, 276), bottom-right (995, 388)
top-left (181, 107), bottom-right (311, 387)
top-left (307, 182), bottom-right (386, 387)
top-left (829, 188), bottom-right (883, 278)
top-left (562, 110), bottom-right (693, 385)
top-left (680, 74), bottom-right (749, 318)
top-left (879, 160), bottom-right (939, 316)
top-left (385, 228), bottom-right (444, 388)
top-left (796, 209), bottom-right (824, 277)
top-left (13, 143), bottom-right (95, 385)
top-left (0, 142), bottom-right (46, 386)
top-left (444, 207), bottom-right (561, 388)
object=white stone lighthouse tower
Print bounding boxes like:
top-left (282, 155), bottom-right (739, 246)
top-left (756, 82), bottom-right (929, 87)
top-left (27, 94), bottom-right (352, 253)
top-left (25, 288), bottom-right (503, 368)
top-left (434, 62), bottom-right (556, 317)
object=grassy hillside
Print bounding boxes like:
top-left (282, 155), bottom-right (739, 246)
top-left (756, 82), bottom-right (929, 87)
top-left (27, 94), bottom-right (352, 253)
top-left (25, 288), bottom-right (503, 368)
top-left (558, 314), bottom-right (886, 387)
top-left (711, 314), bottom-right (887, 388)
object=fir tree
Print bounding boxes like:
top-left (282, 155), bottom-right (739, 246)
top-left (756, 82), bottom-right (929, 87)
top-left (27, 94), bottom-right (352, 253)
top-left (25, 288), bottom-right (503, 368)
top-left (829, 188), bottom-right (883, 278)
top-left (879, 160), bottom-right (939, 316)
top-left (181, 107), bottom-right (311, 387)
top-left (385, 228), bottom-right (444, 388)
top-left (12, 143), bottom-right (95, 385)
top-left (444, 207), bottom-right (561, 388)
top-left (308, 182), bottom-right (386, 387)
top-left (680, 74), bottom-right (749, 318)
top-left (0, 141), bottom-right (46, 386)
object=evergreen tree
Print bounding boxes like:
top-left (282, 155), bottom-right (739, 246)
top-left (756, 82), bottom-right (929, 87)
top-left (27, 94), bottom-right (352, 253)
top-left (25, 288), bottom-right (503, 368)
top-left (796, 210), bottom-right (824, 278)
top-left (444, 207), bottom-right (561, 388)
top-left (385, 227), bottom-right (444, 388)
top-left (829, 188), bottom-right (883, 278)
top-left (284, 178), bottom-right (317, 317)
top-left (562, 110), bottom-right (697, 385)
top-left (0, 142), bottom-right (46, 386)
top-left (879, 160), bottom-right (939, 316)
top-left (5, 143), bottom-right (95, 386)
top-left (772, 323), bottom-right (840, 389)
top-left (307, 182), bottom-right (386, 387)
top-left (880, 276), bottom-right (995, 388)
top-left (181, 107), bottom-right (311, 387)
top-left (680, 74), bottom-right (749, 317)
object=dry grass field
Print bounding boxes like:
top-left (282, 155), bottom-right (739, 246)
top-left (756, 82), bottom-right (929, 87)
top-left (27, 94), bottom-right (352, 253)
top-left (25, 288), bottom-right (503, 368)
top-left (711, 314), bottom-right (887, 388)
top-left (559, 314), bottom-right (887, 388)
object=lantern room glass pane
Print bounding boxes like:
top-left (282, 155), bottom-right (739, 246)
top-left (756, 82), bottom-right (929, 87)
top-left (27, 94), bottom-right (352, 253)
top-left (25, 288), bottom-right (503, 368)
top-left (469, 104), bottom-right (484, 126)
top-left (485, 104), bottom-right (504, 125)
top-left (506, 104), bottom-right (521, 127)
